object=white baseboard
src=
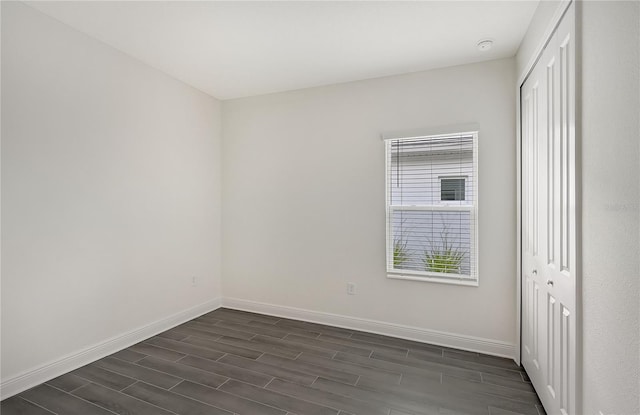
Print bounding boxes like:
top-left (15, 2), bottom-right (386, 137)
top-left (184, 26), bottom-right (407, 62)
top-left (222, 297), bottom-right (516, 359)
top-left (0, 297), bottom-right (222, 400)
top-left (1, 295), bottom-right (516, 400)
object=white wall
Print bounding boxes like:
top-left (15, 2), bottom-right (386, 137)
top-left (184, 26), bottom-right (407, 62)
top-left (222, 58), bottom-right (517, 351)
top-left (1, 1), bottom-right (222, 389)
top-left (580, 2), bottom-right (640, 414)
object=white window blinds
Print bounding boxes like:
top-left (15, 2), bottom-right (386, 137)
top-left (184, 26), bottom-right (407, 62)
top-left (385, 132), bottom-right (479, 283)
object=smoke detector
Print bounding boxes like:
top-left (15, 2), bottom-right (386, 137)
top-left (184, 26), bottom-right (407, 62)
top-left (477, 39), bottom-right (494, 52)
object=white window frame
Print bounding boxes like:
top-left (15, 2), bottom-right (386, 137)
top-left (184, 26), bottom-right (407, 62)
top-left (385, 131), bottom-right (479, 286)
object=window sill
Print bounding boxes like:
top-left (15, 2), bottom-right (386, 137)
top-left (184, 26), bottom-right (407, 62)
top-left (386, 273), bottom-right (479, 287)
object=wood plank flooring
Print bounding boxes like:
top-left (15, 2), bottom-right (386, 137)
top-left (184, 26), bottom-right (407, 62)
top-left (2, 308), bottom-right (545, 415)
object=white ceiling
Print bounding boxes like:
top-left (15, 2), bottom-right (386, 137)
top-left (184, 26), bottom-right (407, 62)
top-left (27, 1), bottom-right (539, 100)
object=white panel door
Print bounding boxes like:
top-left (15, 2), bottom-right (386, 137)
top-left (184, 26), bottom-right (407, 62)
top-left (521, 3), bottom-right (576, 415)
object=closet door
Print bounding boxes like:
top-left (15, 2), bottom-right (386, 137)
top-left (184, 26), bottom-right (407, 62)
top-left (521, 3), bottom-right (576, 415)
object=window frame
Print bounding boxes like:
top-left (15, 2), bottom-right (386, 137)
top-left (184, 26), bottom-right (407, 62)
top-left (384, 131), bottom-right (479, 286)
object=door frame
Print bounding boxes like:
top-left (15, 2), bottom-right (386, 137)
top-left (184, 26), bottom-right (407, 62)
top-left (515, 0), bottom-right (582, 413)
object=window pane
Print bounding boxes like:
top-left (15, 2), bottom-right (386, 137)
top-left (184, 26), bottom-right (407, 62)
top-left (389, 137), bottom-right (474, 205)
top-left (391, 209), bottom-right (472, 276)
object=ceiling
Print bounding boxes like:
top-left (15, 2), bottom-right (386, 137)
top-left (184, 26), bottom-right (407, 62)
top-left (27, 1), bottom-right (539, 100)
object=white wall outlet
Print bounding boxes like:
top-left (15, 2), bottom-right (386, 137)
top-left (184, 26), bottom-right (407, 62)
top-left (191, 276), bottom-right (197, 287)
top-left (347, 282), bottom-right (356, 295)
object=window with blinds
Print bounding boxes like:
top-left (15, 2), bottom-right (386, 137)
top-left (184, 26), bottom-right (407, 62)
top-left (385, 131), bottom-right (478, 284)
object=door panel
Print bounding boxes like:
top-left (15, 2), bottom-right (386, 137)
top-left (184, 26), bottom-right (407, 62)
top-left (521, 3), bottom-right (576, 415)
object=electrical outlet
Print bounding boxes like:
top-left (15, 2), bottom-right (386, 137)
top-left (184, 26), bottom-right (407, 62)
top-left (347, 282), bottom-right (356, 295)
top-left (191, 276), bottom-right (197, 287)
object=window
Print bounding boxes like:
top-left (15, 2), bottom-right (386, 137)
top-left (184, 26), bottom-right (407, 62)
top-left (441, 177), bottom-right (466, 201)
top-left (385, 131), bottom-right (478, 284)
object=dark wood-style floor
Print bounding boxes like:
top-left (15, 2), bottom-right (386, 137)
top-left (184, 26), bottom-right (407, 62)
top-left (2, 308), bottom-right (545, 415)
